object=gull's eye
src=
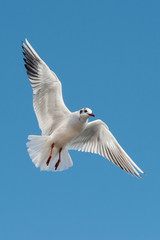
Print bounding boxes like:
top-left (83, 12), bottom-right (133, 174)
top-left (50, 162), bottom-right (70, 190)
top-left (80, 110), bottom-right (83, 114)
top-left (84, 110), bottom-right (87, 113)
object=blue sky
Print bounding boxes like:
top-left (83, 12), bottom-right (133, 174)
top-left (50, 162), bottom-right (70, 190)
top-left (0, 0), bottom-right (160, 239)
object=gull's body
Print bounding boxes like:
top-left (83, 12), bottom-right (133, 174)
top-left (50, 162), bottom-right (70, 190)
top-left (50, 111), bottom-right (87, 148)
top-left (22, 39), bottom-right (144, 177)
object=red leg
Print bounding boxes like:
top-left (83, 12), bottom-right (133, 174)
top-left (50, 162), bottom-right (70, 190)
top-left (46, 143), bottom-right (54, 166)
top-left (55, 148), bottom-right (62, 170)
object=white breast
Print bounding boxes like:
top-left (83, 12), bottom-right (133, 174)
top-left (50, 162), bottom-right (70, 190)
top-left (50, 114), bottom-right (86, 148)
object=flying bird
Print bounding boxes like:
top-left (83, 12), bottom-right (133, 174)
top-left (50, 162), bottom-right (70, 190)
top-left (22, 39), bottom-right (144, 177)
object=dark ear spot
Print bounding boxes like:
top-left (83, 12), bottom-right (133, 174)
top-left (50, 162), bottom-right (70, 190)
top-left (80, 110), bottom-right (83, 114)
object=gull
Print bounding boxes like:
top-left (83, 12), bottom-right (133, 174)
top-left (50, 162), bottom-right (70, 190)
top-left (22, 39), bottom-right (144, 177)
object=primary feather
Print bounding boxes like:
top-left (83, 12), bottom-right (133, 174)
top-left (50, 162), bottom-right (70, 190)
top-left (22, 39), bottom-right (70, 135)
top-left (68, 120), bottom-right (144, 177)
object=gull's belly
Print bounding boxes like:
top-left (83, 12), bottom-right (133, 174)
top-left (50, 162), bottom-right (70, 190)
top-left (50, 123), bottom-right (83, 148)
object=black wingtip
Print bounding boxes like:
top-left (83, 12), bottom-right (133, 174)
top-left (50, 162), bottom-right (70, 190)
top-left (24, 63), bottom-right (27, 70)
top-left (21, 40), bottom-right (24, 48)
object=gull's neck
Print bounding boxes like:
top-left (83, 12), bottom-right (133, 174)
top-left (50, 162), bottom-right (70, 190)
top-left (71, 111), bottom-right (88, 126)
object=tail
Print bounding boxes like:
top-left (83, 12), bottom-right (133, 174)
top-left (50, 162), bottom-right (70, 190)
top-left (26, 135), bottom-right (73, 172)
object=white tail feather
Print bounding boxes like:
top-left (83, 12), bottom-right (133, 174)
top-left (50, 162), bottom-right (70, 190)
top-left (27, 135), bottom-right (73, 171)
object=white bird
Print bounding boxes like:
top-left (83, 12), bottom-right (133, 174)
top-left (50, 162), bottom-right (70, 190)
top-left (22, 39), bottom-right (144, 177)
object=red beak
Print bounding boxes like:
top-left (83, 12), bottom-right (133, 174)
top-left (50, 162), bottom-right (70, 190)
top-left (89, 113), bottom-right (95, 117)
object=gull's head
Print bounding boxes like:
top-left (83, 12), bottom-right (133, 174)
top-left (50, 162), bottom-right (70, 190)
top-left (79, 108), bottom-right (95, 120)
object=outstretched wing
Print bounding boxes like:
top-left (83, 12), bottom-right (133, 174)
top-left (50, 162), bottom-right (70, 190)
top-left (22, 39), bottom-right (70, 135)
top-left (68, 120), bottom-right (144, 177)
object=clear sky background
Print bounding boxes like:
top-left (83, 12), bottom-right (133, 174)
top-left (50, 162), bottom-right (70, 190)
top-left (0, 0), bottom-right (160, 239)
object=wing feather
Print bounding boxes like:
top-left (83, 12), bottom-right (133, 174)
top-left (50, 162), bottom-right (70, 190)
top-left (68, 120), bottom-right (144, 177)
top-left (22, 39), bottom-right (70, 135)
